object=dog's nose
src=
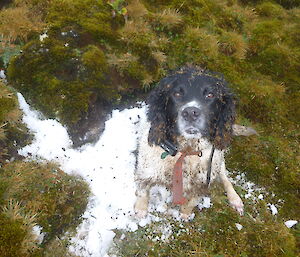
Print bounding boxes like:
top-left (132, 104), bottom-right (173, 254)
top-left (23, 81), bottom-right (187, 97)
top-left (182, 107), bottom-right (201, 121)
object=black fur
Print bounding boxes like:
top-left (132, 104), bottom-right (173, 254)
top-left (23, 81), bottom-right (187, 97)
top-left (147, 66), bottom-right (236, 150)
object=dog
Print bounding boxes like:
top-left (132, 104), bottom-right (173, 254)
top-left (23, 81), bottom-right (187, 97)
top-left (134, 66), bottom-right (244, 220)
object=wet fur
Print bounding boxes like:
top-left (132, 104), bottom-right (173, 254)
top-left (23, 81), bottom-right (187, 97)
top-left (134, 66), bottom-right (243, 219)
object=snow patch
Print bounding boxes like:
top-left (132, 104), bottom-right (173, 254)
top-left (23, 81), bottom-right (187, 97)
top-left (284, 220), bottom-right (298, 228)
top-left (235, 223), bottom-right (243, 231)
top-left (39, 33), bottom-right (48, 42)
top-left (268, 204), bottom-right (278, 216)
top-left (32, 225), bottom-right (44, 244)
top-left (0, 69), bottom-right (6, 79)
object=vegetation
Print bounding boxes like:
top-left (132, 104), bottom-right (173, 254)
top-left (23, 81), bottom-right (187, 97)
top-left (112, 185), bottom-right (298, 256)
top-left (0, 81), bottom-right (30, 163)
top-left (0, 82), bottom-right (90, 255)
top-left (0, 0), bottom-right (299, 255)
top-left (0, 159), bottom-right (90, 256)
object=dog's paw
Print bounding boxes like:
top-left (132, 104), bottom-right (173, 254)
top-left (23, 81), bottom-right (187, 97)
top-left (180, 212), bottom-right (195, 222)
top-left (134, 195), bottom-right (149, 218)
top-left (228, 194), bottom-right (244, 216)
top-left (135, 209), bottom-right (148, 219)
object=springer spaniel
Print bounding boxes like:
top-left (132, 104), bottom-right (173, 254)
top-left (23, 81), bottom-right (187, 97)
top-left (134, 66), bottom-right (244, 220)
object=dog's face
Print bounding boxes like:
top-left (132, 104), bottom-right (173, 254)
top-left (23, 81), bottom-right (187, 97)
top-left (166, 75), bottom-right (223, 139)
top-left (147, 66), bottom-right (236, 149)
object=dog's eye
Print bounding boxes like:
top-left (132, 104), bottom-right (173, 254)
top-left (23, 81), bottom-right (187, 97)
top-left (206, 93), bottom-right (214, 98)
top-left (174, 92), bottom-right (182, 97)
top-left (174, 88), bottom-right (184, 98)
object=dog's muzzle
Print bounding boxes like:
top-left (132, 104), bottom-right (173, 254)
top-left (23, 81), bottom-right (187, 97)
top-left (180, 106), bottom-right (203, 134)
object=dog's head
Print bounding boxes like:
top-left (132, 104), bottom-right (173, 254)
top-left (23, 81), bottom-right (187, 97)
top-left (147, 66), bottom-right (236, 150)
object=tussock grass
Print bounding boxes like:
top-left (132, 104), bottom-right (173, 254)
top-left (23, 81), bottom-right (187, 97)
top-left (218, 30), bottom-right (248, 59)
top-left (0, 82), bottom-right (29, 162)
top-left (126, 0), bottom-right (148, 19)
top-left (154, 8), bottom-right (183, 29)
top-left (0, 200), bottom-right (40, 257)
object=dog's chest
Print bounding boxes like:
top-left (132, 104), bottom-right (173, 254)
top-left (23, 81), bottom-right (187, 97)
top-left (142, 141), bottom-right (215, 185)
top-left (163, 147), bottom-right (213, 184)
top-left (136, 121), bottom-right (221, 188)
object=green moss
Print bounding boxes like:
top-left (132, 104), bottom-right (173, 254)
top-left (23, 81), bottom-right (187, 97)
top-left (256, 1), bottom-right (286, 17)
top-left (1, 161), bottom-right (90, 243)
top-left (0, 97), bottom-right (15, 123)
top-left (0, 201), bottom-right (41, 257)
top-left (253, 44), bottom-right (300, 81)
top-left (82, 45), bottom-right (108, 73)
top-left (0, 212), bottom-right (29, 257)
top-left (47, 0), bottom-right (118, 42)
top-left (0, 82), bottom-right (31, 163)
top-left (8, 37), bottom-right (115, 127)
top-left (227, 135), bottom-right (300, 219)
top-left (247, 19), bottom-right (284, 53)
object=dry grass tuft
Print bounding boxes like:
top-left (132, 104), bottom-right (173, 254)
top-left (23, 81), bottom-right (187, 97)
top-left (2, 199), bottom-right (40, 255)
top-left (0, 84), bottom-right (21, 124)
top-left (126, 0), bottom-right (148, 19)
top-left (120, 19), bottom-right (152, 43)
top-left (43, 237), bottom-right (79, 257)
top-left (0, 6), bottom-right (45, 43)
top-left (0, 127), bottom-right (6, 141)
top-left (230, 4), bottom-right (258, 21)
top-left (154, 8), bottom-right (183, 29)
top-left (107, 52), bottom-right (139, 71)
top-left (141, 73), bottom-right (155, 90)
top-left (184, 27), bottom-right (219, 59)
top-left (218, 30), bottom-right (248, 59)
top-left (152, 50), bottom-right (167, 64)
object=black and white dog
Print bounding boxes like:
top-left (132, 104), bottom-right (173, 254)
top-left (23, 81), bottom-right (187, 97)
top-left (134, 66), bottom-right (245, 220)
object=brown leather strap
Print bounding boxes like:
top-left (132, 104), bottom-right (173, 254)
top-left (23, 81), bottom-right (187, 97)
top-left (172, 151), bottom-right (201, 205)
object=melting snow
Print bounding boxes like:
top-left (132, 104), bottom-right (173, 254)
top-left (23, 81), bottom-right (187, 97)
top-left (285, 220), bottom-right (298, 228)
top-left (17, 93), bottom-right (197, 256)
top-left (39, 33), bottom-right (48, 42)
top-left (268, 203), bottom-right (278, 216)
top-left (235, 223), bottom-right (243, 231)
top-left (18, 93), bottom-right (144, 256)
top-left (0, 69), bottom-right (6, 79)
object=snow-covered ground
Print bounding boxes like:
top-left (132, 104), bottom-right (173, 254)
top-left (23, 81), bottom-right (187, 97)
top-left (17, 93), bottom-right (297, 257)
top-left (18, 93), bottom-right (191, 256)
top-left (18, 93), bottom-right (146, 256)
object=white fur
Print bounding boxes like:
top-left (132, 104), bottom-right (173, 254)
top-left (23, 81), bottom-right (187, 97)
top-left (177, 101), bottom-right (206, 139)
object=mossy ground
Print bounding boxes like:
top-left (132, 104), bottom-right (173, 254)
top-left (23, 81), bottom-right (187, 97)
top-left (112, 184), bottom-right (299, 257)
top-left (0, 83), bottom-right (90, 256)
top-left (1, 0), bottom-right (300, 255)
top-left (0, 81), bottom-right (31, 163)
top-left (0, 159), bottom-right (90, 256)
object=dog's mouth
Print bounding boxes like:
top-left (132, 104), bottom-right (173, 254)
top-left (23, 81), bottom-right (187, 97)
top-left (185, 127), bottom-right (200, 135)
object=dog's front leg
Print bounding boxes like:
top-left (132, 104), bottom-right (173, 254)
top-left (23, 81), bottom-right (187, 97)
top-left (220, 172), bottom-right (244, 215)
top-left (180, 197), bottom-right (199, 221)
top-left (134, 185), bottom-right (150, 218)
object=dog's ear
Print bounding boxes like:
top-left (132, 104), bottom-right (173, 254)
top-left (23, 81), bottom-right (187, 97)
top-left (212, 86), bottom-right (236, 149)
top-left (146, 76), bottom-right (175, 146)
